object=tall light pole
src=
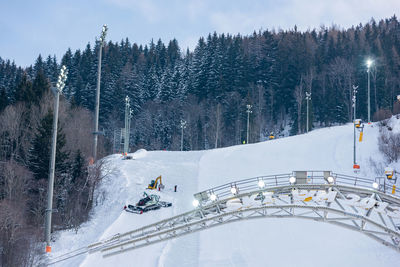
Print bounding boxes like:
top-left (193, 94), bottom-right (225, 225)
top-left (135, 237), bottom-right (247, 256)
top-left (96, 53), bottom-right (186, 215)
top-left (45, 65), bottom-right (68, 253)
top-left (124, 96), bottom-right (132, 155)
top-left (93, 24), bottom-right (108, 162)
top-left (180, 119), bottom-right (187, 151)
top-left (366, 59), bottom-right (373, 123)
top-left (246, 104), bottom-right (252, 144)
top-left (305, 92), bottom-right (311, 133)
top-left (352, 85), bottom-right (358, 167)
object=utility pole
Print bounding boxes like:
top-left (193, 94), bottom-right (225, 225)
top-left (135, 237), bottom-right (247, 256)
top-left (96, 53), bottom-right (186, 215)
top-left (45, 65), bottom-right (68, 253)
top-left (180, 119), bottom-right (187, 151)
top-left (352, 85), bottom-right (358, 167)
top-left (366, 59), bottom-right (373, 123)
top-left (246, 104), bottom-right (252, 144)
top-left (93, 24), bottom-right (108, 162)
top-left (215, 103), bottom-right (220, 148)
top-left (124, 96), bottom-right (132, 155)
top-left (306, 92), bottom-right (311, 133)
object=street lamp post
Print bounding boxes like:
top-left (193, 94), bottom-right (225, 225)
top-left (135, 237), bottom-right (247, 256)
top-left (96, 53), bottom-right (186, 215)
top-left (352, 85), bottom-right (358, 167)
top-left (246, 104), bottom-right (252, 144)
top-left (305, 92), bottom-right (311, 133)
top-left (45, 65), bottom-right (68, 253)
top-left (180, 119), bottom-right (187, 151)
top-left (124, 96), bottom-right (132, 155)
top-left (93, 24), bottom-right (108, 162)
top-left (366, 59), bottom-right (373, 123)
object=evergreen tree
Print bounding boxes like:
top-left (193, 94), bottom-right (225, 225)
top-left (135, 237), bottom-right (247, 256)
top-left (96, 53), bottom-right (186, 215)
top-left (28, 111), bottom-right (69, 181)
top-left (33, 54), bottom-right (45, 75)
top-left (14, 73), bottom-right (34, 104)
top-left (32, 70), bottom-right (51, 104)
top-left (70, 149), bottom-right (86, 185)
top-left (0, 86), bottom-right (8, 112)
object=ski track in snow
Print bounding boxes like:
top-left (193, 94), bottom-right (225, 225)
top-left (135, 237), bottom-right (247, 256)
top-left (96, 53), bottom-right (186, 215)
top-left (49, 118), bottom-right (400, 267)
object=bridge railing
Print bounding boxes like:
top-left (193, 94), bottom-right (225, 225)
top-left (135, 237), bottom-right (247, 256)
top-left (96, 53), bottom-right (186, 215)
top-left (194, 171), bottom-right (400, 205)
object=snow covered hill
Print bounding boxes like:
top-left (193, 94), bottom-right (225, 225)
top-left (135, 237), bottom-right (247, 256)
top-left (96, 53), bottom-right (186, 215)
top-left (50, 118), bottom-right (400, 267)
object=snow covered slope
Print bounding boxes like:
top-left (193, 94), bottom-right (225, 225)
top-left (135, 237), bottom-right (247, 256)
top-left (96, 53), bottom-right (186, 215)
top-left (51, 118), bottom-right (400, 267)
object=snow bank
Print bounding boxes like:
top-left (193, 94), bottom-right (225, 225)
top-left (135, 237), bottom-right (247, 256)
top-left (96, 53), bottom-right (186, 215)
top-left (50, 122), bottom-right (400, 267)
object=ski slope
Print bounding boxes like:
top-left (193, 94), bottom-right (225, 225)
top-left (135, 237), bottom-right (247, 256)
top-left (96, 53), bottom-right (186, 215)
top-left (50, 118), bottom-right (400, 267)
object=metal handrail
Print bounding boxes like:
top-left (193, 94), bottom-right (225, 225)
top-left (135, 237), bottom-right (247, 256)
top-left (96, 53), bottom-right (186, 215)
top-left (194, 171), bottom-right (400, 204)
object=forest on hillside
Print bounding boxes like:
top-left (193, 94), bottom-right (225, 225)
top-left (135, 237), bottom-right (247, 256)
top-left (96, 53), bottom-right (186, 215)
top-left (1, 16), bottom-right (400, 151)
top-left (1, 16), bottom-right (400, 265)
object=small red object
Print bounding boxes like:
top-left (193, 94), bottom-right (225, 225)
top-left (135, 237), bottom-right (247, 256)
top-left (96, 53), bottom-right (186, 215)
top-left (46, 246), bottom-right (51, 253)
top-left (123, 205), bottom-right (127, 210)
top-left (353, 164), bottom-right (360, 169)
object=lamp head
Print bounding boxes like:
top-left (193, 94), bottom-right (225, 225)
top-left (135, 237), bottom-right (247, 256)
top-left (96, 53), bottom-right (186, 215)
top-left (366, 59), bottom-right (373, 68)
top-left (192, 199), bottom-right (199, 207)
top-left (372, 182), bottom-right (379, 189)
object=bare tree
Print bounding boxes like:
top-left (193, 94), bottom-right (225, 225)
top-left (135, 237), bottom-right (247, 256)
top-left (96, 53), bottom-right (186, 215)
top-left (378, 128), bottom-right (400, 163)
top-left (0, 160), bottom-right (31, 200)
top-left (327, 57), bottom-right (355, 122)
top-left (0, 200), bottom-right (40, 267)
top-left (87, 158), bottom-right (115, 208)
top-left (63, 106), bottom-right (94, 159)
top-left (0, 104), bottom-right (27, 161)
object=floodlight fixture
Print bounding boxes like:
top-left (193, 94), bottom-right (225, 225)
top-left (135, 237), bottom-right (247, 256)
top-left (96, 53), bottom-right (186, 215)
top-left (289, 176), bottom-right (296, 184)
top-left (100, 24), bottom-right (108, 43)
top-left (192, 199), bottom-right (199, 207)
top-left (230, 187), bottom-right (238, 195)
top-left (366, 59), bottom-right (373, 68)
top-left (209, 194), bottom-right (217, 201)
top-left (327, 176), bottom-right (334, 184)
top-left (258, 180), bottom-right (265, 188)
top-left (372, 182), bottom-right (379, 189)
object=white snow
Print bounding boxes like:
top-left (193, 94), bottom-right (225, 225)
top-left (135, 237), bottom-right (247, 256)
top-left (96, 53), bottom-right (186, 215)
top-left (49, 118), bottom-right (400, 267)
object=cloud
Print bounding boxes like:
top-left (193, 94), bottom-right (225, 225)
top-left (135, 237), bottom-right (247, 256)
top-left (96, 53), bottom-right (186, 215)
top-left (105, 0), bottom-right (161, 23)
top-left (208, 0), bottom-right (400, 34)
top-left (186, 0), bottom-right (208, 21)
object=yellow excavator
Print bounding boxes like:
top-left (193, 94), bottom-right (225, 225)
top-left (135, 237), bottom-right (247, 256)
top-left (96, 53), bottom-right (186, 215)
top-left (269, 132), bottom-right (275, 140)
top-left (148, 175), bottom-right (165, 190)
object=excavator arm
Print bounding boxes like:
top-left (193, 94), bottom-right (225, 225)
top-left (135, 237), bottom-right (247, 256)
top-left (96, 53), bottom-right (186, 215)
top-left (148, 175), bottom-right (162, 189)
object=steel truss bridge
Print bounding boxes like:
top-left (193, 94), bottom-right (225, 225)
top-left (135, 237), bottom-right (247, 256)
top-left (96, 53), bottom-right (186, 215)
top-left (48, 171), bottom-right (400, 265)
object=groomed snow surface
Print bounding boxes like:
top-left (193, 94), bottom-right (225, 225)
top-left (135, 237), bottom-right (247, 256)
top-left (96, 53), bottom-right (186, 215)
top-left (50, 118), bottom-right (400, 267)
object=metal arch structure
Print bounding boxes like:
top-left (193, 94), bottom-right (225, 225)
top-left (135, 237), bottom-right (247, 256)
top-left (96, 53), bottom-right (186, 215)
top-left (48, 171), bottom-right (400, 264)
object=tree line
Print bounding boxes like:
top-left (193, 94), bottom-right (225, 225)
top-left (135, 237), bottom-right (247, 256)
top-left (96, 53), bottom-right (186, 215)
top-left (1, 16), bottom-right (400, 152)
top-left (0, 69), bottom-right (109, 265)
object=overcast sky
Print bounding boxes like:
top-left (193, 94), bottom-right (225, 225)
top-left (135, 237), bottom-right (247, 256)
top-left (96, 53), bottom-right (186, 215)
top-left (0, 0), bottom-right (399, 67)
